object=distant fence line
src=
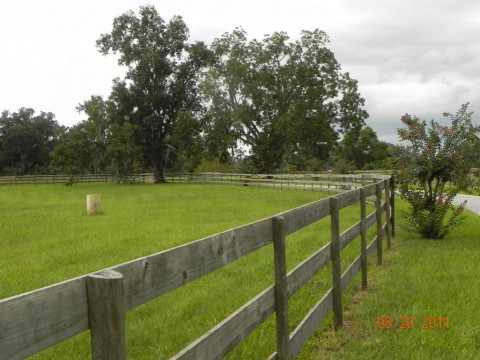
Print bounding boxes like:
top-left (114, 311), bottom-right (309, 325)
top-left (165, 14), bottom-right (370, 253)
top-left (0, 173), bottom-right (153, 185)
top-left (0, 175), bottom-right (394, 360)
top-left (166, 172), bottom-right (387, 192)
top-left (0, 172), bottom-right (391, 188)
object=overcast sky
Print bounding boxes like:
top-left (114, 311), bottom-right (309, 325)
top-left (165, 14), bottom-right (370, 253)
top-left (1, 0), bottom-right (479, 143)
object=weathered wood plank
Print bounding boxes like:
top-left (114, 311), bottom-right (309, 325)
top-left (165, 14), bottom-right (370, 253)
top-left (112, 217), bottom-right (273, 311)
top-left (273, 217), bottom-right (289, 359)
top-left (341, 256), bottom-right (362, 291)
top-left (366, 237), bottom-right (377, 259)
top-left (279, 198), bottom-right (330, 236)
top-left (336, 189), bottom-right (360, 210)
top-left (173, 242), bottom-right (333, 360)
top-left (339, 222), bottom-right (361, 250)
top-left (172, 286), bottom-right (276, 360)
top-left (376, 184), bottom-right (383, 265)
top-left (330, 197), bottom-right (342, 330)
top-left (363, 183), bottom-right (377, 197)
top-left (0, 277), bottom-right (89, 360)
top-left (384, 179), bottom-right (392, 249)
top-left (390, 177), bottom-right (396, 237)
top-left (87, 270), bottom-right (126, 360)
top-left (360, 188), bottom-right (368, 290)
top-left (287, 289), bottom-right (333, 359)
top-left (0, 176), bottom-right (392, 360)
top-left (286, 243), bottom-right (331, 298)
top-left (365, 211), bottom-right (377, 229)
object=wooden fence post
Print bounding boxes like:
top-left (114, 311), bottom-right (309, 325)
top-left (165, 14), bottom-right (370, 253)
top-left (375, 183), bottom-right (383, 266)
top-left (330, 197), bottom-right (342, 330)
top-left (273, 216), bottom-right (289, 359)
top-left (360, 188), bottom-right (368, 290)
top-left (87, 269), bottom-right (127, 360)
top-left (384, 179), bottom-right (392, 249)
top-left (390, 176), bottom-right (395, 237)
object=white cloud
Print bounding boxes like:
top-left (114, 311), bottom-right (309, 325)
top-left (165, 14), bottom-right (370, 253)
top-left (1, 0), bottom-right (479, 142)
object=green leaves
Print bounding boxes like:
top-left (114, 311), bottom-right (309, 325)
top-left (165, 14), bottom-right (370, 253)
top-left (0, 108), bottom-right (61, 175)
top-left (203, 28), bottom-right (367, 172)
top-left (395, 103), bottom-right (479, 239)
top-left (95, 5), bottom-right (211, 182)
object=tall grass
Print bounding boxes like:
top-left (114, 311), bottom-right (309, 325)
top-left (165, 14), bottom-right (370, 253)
top-left (304, 200), bottom-right (480, 360)
top-left (1, 183), bottom-right (377, 359)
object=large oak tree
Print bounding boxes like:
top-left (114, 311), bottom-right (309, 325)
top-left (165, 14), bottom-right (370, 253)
top-left (97, 5), bottom-right (213, 182)
top-left (202, 28), bottom-right (368, 172)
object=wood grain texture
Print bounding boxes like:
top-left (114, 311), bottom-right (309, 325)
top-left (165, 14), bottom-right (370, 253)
top-left (286, 243), bottom-right (331, 298)
top-left (273, 217), bottom-right (289, 359)
top-left (360, 188), bottom-right (368, 290)
top-left (87, 270), bottom-right (126, 360)
top-left (172, 286), bottom-right (276, 360)
top-left (173, 242), bottom-right (333, 360)
top-left (384, 179), bottom-right (392, 249)
top-left (112, 218), bottom-right (273, 311)
top-left (287, 290), bottom-right (333, 359)
top-left (336, 189), bottom-right (360, 210)
top-left (366, 237), bottom-right (377, 259)
top-left (339, 222), bottom-right (361, 250)
top-left (365, 211), bottom-right (377, 229)
top-left (330, 197), bottom-right (343, 330)
top-left (375, 184), bottom-right (383, 266)
top-left (362, 183), bottom-right (378, 197)
top-left (279, 198), bottom-right (330, 236)
top-left (0, 175), bottom-right (393, 360)
top-left (0, 277), bottom-right (89, 360)
top-left (341, 256), bottom-right (362, 291)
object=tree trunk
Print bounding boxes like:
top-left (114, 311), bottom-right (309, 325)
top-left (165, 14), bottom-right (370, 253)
top-left (152, 159), bottom-right (166, 183)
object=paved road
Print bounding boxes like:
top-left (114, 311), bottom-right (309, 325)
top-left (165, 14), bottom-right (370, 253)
top-left (452, 194), bottom-right (480, 216)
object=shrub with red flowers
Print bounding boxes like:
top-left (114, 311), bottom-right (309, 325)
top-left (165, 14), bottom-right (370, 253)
top-left (394, 103), bottom-right (480, 239)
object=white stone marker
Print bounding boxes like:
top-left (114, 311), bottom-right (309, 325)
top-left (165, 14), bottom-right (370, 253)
top-left (87, 194), bottom-right (101, 215)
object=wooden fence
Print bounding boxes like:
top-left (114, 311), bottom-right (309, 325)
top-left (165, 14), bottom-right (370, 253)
top-left (0, 172), bottom-right (386, 192)
top-left (166, 172), bottom-right (381, 192)
top-left (0, 177), bottom-right (394, 360)
top-left (0, 174), bottom-right (153, 185)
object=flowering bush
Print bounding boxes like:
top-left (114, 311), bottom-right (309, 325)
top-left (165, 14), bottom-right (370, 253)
top-left (395, 103), bottom-right (480, 239)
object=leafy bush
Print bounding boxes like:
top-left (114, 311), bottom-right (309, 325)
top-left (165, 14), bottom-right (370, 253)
top-left (394, 103), bottom-right (480, 239)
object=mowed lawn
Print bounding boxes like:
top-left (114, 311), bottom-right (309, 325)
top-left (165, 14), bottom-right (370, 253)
top-left (301, 200), bottom-right (480, 360)
top-left (1, 183), bottom-right (375, 359)
top-left (6, 183), bottom-right (477, 359)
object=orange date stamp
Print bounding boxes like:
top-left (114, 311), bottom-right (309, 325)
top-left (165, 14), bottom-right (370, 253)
top-left (377, 316), bottom-right (449, 329)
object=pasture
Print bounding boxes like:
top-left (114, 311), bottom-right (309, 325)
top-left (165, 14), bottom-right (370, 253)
top-left (1, 183), bottom-right (379, 359)
top-left (310, 201), bottom-right (480, 360)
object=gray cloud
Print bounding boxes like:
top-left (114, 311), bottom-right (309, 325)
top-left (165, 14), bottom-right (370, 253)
top-left (1, 0), bottom-right (479, 144)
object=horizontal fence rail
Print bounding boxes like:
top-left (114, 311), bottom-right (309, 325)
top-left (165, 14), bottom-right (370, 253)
top-left (166, 172), bottom-right (388, 193)
top-left (0, 173), bottom-right (155, 185)
top-left (0, 172), bottom-right (388, 192)
top-left (0, 176), bottom-right (394, 360)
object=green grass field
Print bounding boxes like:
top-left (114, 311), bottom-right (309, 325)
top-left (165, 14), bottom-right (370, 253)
top-left (300, 200), bottom-right (480, 360)
top-left (1, 183), bottom-right (375, 359)
top-left (3, 183), bottom-right (478, 359)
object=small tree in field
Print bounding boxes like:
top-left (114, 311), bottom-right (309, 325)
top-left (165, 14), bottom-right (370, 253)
top-left (395, 103), bottom-right (480, 239)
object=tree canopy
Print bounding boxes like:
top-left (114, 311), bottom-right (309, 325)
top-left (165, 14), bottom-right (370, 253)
top-left (2, 6), bottom-right (382, 178)
top-left (335, 126), bottom-right (392, 171)
top-left (201, 28), bottom-right (368, 173)
top-left (96, 5), bottom-right (213, 182)
top-left (0, 108), bottom-right (62, 175)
